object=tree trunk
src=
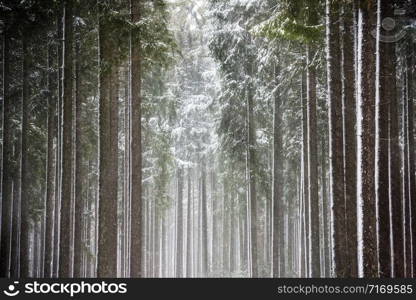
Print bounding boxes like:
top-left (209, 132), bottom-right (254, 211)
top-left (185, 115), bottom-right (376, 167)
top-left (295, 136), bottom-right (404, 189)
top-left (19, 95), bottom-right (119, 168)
top-left (247, 73), bottom-right (258, 278)
top-left (343, 0), bottom-right (358, 278)
top-left (406, 41), bottom-right (416, 279)
top-left (97, 8), bottom-right (119, 276)
top-left (44, 44), bottom-right (56, 278)
top-left (327, 0), bottom-right (347, 278)
top-left (130, 0), bottom-right (143, 278)
top-left (73, 34), bottom-right (83, 278)
top-left (301, 70), bottom-right (309, 277)
top-left (20, 35), bottom-right (31, 278)
top-left (320, 138), bottom-right (330, 277)
top-left (53, 4), bottom-right (64, 278)
top-left (0, 28), bottom-right (13, 278)
top-left (272, 63), bottom-right (283, 277)
top-left (357, 1), bottom-right (378, 277)
top-left (306, 44), bottom-right (321, 277)
top-left (186, 168), bottom-right (192, 277)
top-left (200, 161), bottom-right (208, 276)
top-left (376, 0), bottom-right (396, 278)
top-left (59, 0), bottom-right (74, 277)
top-left (402, 72), bottom-right (412, 277)
top-left (176, 167), bottom-right (184, 277)
top-left (387, 25), bottom-right (404, 278)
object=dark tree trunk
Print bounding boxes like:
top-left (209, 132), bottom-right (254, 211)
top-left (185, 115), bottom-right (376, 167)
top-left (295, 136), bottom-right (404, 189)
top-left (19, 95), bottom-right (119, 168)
top-left (186, 168), bottom-right (192, 277)
top-left (201, 161), bottom-right (208, 276)
top-left (11, 120), bottom-right (22, 278)
top-left (343, 0), bottom-right (358, 278)
top-left (73, 34), bottom-right (83, 278)
top-left (272, 63), bottom-right (283, 278)
top-left (357, 1), bottom-right (378, 277)
top-left (327, 0), bottom-right (347, 278)
top-left (406, 41), bottom-right (416, 279)
top-left (0, 28), bottom-right (13, 278)
top-left (376, 0), bottom-right (396, 278)
top-left (97, 8), bottom-right (119, 277)
top-left (130, 0), bottom-right (143, 278)
top-left (53, 4), bottom-right (64, 278)
top-left (301, 70), bottom-right (309, 277)
top-left (44, 44), bottom-right (56, 278)
top-left (388, 29), bottom-right (404, 278)
top-left (402, 72), bottom-right (412, 277)
top-left (320, 138), bottom-right (330, 277)
top-left (222, 181), bottom-right (230, 276)
top-left (306, 44), bottom-right (321, 277)
top-left (20, 36), bottom-right (30, 278)
top-left (247, 76), bottom-right (258, 278)
top-left (59, 0), bottom-right (74, 277)
top-left (176, 167), bottom-right (184, 277)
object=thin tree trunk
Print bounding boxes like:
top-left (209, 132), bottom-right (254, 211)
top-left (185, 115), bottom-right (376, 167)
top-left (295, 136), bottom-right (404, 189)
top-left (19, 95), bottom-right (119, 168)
top-left (247, 71), bottom-right (258, 278)
top-left (130, 0), bottom-right (143, 278)
top-left (59, 0), bottom-right (74, 277)
top-left (0, 28), bottom-right (13, 278)
top-left (44, 44), bottom-right (56, 278)
top-left (376, 0), bottom-right (394, 278)
top-left (20, 35), bottom-right (31, 278)
top-left (200, 161), bottom-right (208, 276)
top-left (406, 41), bottom-right (416, 279)
top-left (272, 63), bottom-right (283, 278)
top-left (73, 34), bottom-right (83, 278)
top-left (306, 44), bottom-right (321, 277)
top-left (176, 167), bottom-right (184, 277)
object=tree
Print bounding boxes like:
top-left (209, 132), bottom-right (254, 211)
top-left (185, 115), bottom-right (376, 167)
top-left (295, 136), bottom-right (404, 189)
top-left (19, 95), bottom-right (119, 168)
top-left (0, 22), bottom-right (13, 278)
top-left (97, 2), bottom-right (119, 278)
top-left (356, 0), bottom-right (378, 278)
top-left (272, 63), bottom-right (283, 278)
top-left (130, 0), bottom-right (143, 278)
top-left (59, 0), bottom-right (74, 277)
top-left (326, 0), bottom-right (346, 277)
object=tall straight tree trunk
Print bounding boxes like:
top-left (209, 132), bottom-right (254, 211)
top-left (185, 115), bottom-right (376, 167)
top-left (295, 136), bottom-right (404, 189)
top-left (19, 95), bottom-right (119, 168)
top-left (272, 63), bottom-right (283, 278)
top-left (211, 170), bottom-right (219, 274)
top-left (247, 74), bottom-right (258, 278)
top-left (53, 4), bottom-right (64, 277)
top-left (301, 70), bottom-right (309, 277)
top-left (97, 9), bottom-right (119, 277)
top-left (176, 167), bottom-right (184, 277)
top-left (73, 35), bottom-right (83, 278)
top-left (376, 0), bottom-right (395, 277)
top-left (357, 1), bottom-right (378, 277)
top-left (59, 0), bottom-right (74, 277)
top-left (130, 0), bottom-right (143, 278)
top-left (406, 41), bottom-right (416, 279)
top-left (327, 0), bottom-right (347, 277)
top-left (306, 44), bottom-right (321, 277)
top-left (222, 181), bottom-right (230, 276)
top-left (402, 72), bottom-right (412, 277)
top-left (343, 0), bottom-right (358, 278)
top-left (20, 35), bottom-right (30, 278)
top-left (0, 28), bottom-right (13, 278)
top-left (387, 22), bottom-right (403, 278)
top-left (320, 138), bottom-right (330, 277)
top-left (200, 161), bottom-right (208, 276)
top-left (44, 44), bottom-right (56, 278)
top-left (11, 116), bottom-right (22, 278)
top-left (186, 168), bottom-right (192, 277)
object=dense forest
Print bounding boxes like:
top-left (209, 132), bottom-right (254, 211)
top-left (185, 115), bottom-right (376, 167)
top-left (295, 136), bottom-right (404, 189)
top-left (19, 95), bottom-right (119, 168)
top-left (0, 0), bottom-right (415, 278)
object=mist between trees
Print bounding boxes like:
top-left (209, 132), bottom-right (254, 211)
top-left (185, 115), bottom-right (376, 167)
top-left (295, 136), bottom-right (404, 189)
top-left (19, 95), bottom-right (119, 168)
top-left (0, 0), bottom-right (415, 278)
